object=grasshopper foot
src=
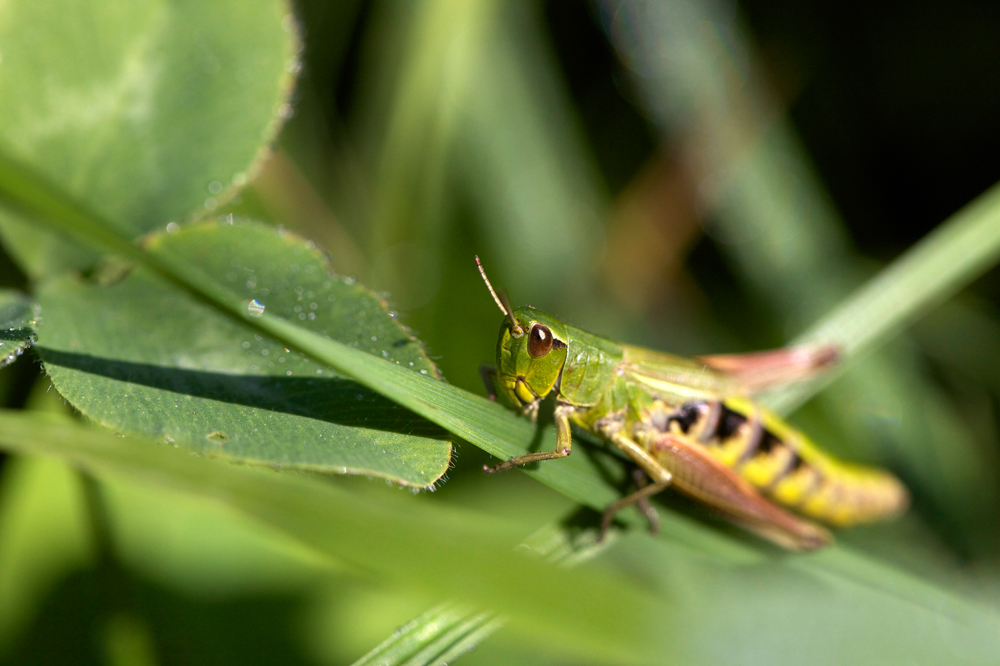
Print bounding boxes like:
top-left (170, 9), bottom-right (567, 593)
top-left (483, 447), bottom-right (571, 474)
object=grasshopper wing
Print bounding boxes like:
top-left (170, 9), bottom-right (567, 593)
top-left (696, 345), bottom-right (839, 395)
top-left (649, 430), bottom-right (832, 550)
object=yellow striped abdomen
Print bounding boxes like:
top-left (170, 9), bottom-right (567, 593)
top-left (664, 396), bottom-right (909, 527)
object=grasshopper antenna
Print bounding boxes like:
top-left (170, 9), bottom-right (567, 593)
top-left (476, 256), bottom-right (523, 336)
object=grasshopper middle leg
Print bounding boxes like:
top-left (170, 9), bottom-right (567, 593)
top-left (599, 431), bottom-right (673, 539)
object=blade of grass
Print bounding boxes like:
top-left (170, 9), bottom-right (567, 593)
top-left (0, 409), bottom-right (657, 664)
top-left (347, 602), bottom-right (495, 666)
top-left (764, 182), bottom-right (1000, 411)
top-left (347, 510), bottom-right (623, 666)
top-left (0, 147), bottom-right (627, 510)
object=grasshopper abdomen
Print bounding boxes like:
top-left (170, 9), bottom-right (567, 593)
top-left (662, 398), bottom-right (909, 527)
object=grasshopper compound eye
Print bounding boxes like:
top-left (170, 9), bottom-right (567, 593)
top-left (527, 324), bottom-right (553, 358)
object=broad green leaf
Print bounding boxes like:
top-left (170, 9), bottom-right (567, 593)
top-left (0, 0), bottom-right (299, 277)
top-left (36, 220), bottom-right (451, 487)
top-left (0, 289), bottom-right (36, 369)
top-left (0, 410), bottom-right (659, 665)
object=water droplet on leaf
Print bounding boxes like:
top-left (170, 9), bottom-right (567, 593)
top-left (247, 299), bottom-right (265, 317)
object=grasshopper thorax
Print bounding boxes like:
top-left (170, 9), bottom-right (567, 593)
top-left (495, 307), bottom-right (569, 407)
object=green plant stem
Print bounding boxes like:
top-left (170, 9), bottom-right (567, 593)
top-left (766, 181), bottom-right (1000, 411)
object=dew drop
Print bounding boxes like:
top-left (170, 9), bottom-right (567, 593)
top-left (208, 180), bottom-right (223, 194)
top-left (247, 299), bottom-right (265, 317)
top-left (165, 221), bottom-right (180, 234)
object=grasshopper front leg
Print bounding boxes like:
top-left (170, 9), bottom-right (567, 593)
top-left (484, 402), bottom-right (574, 473)
top-left (479, 364), bottom-right (498, 401)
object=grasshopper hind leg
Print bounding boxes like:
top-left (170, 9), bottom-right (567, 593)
top-left (599, 468), bottom-right (668, 539)
top-left (597, 431), bottom-right (673, 540)
top-left (631, 468), bottom-right (662, 533)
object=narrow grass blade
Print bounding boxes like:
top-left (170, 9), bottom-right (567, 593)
top-left (347, 603), bottom-right (494, 666)
top-left (767, 182), bottom-right (1000, 411)
top-left (0, 410), bottom-right (658, 665)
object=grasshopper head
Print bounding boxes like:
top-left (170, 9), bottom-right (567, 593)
top-left (475, 256), bottom-right (568, 407)
top-left (495, 307), bottom-right (568, 407)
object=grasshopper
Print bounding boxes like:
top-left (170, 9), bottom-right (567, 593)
top-left (476, 258), bottom-right (908, 550)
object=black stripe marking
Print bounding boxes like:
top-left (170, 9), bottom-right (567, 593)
top-left (716, 406), bottom-right (746, 440)
top-left (669, 402), bottom-right (704, 434)
top-left (758, 431), bottom-right (781, 454)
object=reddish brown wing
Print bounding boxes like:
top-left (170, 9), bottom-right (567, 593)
top-left (650, 430), bottom-right (832, 550)
top-left (696, 345), bottom-right (839, 395)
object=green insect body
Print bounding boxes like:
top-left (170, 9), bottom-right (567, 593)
top-left (478, 260), bottom-right (908, 550)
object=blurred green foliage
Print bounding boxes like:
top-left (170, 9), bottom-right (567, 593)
top-left (2, 0), bottom-right (1000, 664)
